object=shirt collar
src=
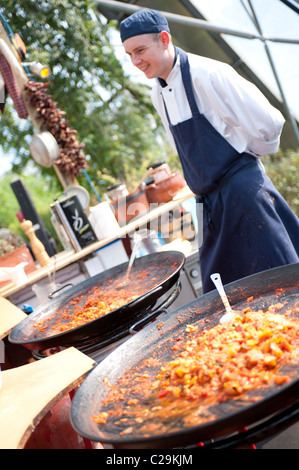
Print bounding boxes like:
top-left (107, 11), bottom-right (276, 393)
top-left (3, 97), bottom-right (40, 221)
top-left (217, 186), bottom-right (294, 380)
top-left (158, 46), bottom-right (179, 87)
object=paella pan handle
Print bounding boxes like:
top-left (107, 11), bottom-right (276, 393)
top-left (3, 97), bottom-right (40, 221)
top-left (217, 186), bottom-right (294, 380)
top-left (156, 280), bottom-right (181, 310)
top-left (48, 283), bottom-right (73, 299)
top-left (129, 308), bottom-right (168, 335)
top-left (127, 284), bottom-right (163, 309)
top-left (129, 281), bottom-right (181, 334)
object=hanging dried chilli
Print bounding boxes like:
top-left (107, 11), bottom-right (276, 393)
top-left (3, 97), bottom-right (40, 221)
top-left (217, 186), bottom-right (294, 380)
top-left (24, 80), bottom-right (87, 177)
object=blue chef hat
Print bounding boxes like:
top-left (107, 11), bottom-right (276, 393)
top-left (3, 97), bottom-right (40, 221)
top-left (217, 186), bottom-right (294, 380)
top-left (120, 9), bottom-right (170, 42)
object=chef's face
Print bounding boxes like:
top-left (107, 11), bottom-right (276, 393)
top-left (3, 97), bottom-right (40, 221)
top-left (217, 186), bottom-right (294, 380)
top-left (123, 31), bottom-right (174, 81)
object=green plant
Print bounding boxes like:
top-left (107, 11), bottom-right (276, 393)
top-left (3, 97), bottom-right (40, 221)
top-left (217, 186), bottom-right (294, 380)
top-left (264, 149), bottom-right (299, 216)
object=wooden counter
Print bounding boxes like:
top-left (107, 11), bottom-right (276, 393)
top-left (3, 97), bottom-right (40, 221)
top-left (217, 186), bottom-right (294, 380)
top-left (0, 189), bottom-right (195, 299)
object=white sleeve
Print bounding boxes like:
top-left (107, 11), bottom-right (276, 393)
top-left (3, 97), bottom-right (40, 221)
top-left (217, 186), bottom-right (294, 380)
top-left (199, 62), bottom-right (285, 156)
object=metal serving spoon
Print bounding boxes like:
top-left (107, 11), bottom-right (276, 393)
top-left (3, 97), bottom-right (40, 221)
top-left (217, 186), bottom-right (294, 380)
top-left (210, 273), bottom-right (242, 324)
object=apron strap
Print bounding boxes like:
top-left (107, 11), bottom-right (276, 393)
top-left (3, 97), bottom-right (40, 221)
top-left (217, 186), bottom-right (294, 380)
top-left (175, 47), bottom-right (200, 117)
top-left (161, 47), bottom-right (200, 122)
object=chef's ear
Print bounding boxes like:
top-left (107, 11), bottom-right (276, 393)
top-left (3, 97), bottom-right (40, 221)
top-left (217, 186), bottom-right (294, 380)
top-left (160, 31), bottom-right (171, 48)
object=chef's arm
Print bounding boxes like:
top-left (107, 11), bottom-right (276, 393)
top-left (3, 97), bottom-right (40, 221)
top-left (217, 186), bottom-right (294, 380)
top-left (209, 63), bottom-right (285, 156)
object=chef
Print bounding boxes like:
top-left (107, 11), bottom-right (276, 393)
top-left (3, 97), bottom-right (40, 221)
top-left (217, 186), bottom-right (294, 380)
top-left (120, 9), bottom-right (299, 293)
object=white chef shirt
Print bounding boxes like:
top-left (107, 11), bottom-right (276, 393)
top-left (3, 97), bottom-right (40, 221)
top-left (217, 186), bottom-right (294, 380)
top-left (151, 52), bottom-right (285, 158)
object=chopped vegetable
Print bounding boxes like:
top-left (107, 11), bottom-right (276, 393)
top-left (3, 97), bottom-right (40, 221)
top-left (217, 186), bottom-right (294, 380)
top-left (93, 306), bottom-right (299, 437)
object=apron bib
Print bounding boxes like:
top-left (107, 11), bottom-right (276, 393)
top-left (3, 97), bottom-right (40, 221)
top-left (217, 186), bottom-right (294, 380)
top-left (163, 48), bottom-right (299, 293)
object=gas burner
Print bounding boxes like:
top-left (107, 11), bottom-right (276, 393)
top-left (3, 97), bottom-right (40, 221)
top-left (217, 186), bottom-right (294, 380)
top-left (181, 399), bottom-right (299, 449)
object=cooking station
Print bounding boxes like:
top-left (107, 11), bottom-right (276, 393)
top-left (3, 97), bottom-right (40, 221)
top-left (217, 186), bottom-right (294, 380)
top-left (0, 189), bottom-right (205, 450)
top-left (0, 171), bottom-right (298, 451)
top-left (0, 11), bottom-right (298, 451)
top-left (1, 187), bottom-right (201, 363)
top-left (67, 262), bottom-right (299, 450)
top-left (1, 237), bottom-right (299, 449)
top-left (1, 184), bottom-right (299, 449)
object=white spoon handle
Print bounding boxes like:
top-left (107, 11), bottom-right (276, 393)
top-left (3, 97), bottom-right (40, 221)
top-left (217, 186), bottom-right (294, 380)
top-left (210, 273), bottom-right (233, 313)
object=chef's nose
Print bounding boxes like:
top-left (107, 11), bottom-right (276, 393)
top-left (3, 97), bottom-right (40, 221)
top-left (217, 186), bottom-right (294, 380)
top-left (131, 54), bottom-right (142, 67)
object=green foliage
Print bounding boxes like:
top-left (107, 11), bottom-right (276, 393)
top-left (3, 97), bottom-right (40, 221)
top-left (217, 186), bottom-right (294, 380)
top-left (0, 171), bottom-right (62, 244)
top-left (263, 148), bottom-right (299, 216)
top-left (0, 0), bottom-right (173, 191)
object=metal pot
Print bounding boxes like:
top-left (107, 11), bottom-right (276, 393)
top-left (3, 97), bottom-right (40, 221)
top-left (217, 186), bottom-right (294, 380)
top-left (29, 131), bottom-right (60, 168)
top-left (145, 170), bottom-right (186, 203)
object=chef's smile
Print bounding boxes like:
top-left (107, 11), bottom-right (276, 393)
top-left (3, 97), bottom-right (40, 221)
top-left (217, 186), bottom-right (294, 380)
top-left (124, 39), bottom-right (157, 77)
top-left (123, 32), bottom-right (173, 81)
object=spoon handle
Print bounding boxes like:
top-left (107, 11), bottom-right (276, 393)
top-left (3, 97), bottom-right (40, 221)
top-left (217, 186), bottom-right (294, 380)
top-left (210, 273), bottom-right (233, 313)
top-left (125, 240), bottom-right (141, 280)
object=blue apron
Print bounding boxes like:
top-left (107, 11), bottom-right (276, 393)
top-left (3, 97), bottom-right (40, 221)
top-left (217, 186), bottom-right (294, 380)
top-left (163, 48), bottom-right (299, 293)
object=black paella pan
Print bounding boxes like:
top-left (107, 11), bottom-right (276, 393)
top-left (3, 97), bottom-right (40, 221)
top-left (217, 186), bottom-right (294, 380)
top-left (70, 263), bottom-right (299, 449)
top-left (8, 251), bottom-right (185, 351)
